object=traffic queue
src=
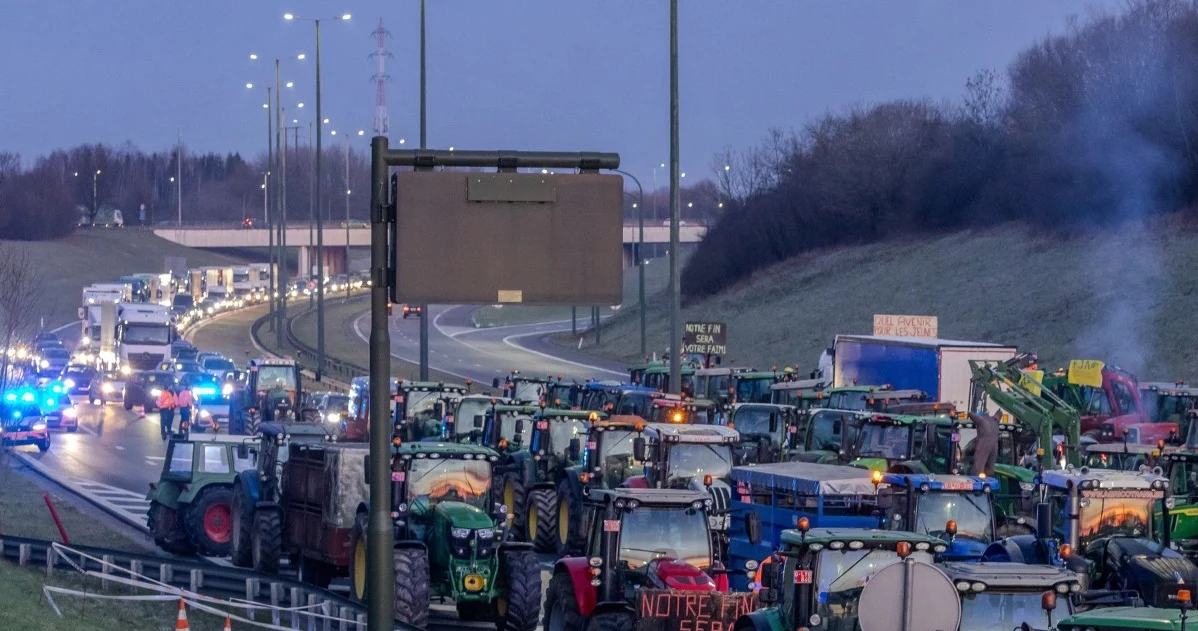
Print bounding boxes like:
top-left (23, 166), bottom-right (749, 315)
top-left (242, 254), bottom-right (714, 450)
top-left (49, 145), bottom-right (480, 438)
top-left (127, 333), bottom-right (1198, 631)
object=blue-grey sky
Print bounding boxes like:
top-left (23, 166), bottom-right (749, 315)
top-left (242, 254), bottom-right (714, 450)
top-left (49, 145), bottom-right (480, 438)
top-left (0, 1), bottom-right (1122, 184)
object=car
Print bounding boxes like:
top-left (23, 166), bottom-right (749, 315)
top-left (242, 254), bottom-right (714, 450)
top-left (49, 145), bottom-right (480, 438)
top-left (175, 348), bottom-right (199, 364)
top-left (38, 347), bottom-right (71, 377)
top-left (402, 304), bottom-right (422, 319)
top-left (61, 364), bottom-right (97, 395)
top-left (87, 370), bottom-right (127, 405)
top-left (170, 339), bottom-right (195, 359)
top-left (315, 392), bottom-right (351, 424)
top-left (199, 355), bottom-right (235, 378)
top-left (178, 371), bottom-right (227, 431)
top-left (33, 332), bottom-right (60, 345)
top-left (34, 339), bottom-right (64, 354)
top-left (124, 371), bottom-right (177, 412)
top-left (0, 397), bottom-right (51, 452)
top-left (195, 351), bottom-right (220, 365)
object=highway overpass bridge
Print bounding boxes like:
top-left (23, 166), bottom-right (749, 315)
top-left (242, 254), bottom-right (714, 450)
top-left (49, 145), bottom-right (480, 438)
top-left (154, 223), bottom-right (706, 275)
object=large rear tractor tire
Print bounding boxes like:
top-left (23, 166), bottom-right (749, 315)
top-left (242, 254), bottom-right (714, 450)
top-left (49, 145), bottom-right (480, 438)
top-left (186, 486), bottom-right (234, 557)
top-left (348, 513), bottom-right (369, 602)
top-left (393, 547), bottom-right (430, 628)
top-left (147, 501), bottom-right (195, 556)
top-left (496, 548), bottom-right (541, 631)
top-left (230, 484), bottom-right (253, 568)
top-left (543, 573), bottom-right (583, 631)
top-left (528, 487), bottom-right (559, 553)
top-left (251, 509), bottom-right (282, 574)
top-left (556, 479), bottom-right (583, 556)
top-left (588, 612), bottom-right (634, 631)
top-left (245, 409), bottom-right (262, 436)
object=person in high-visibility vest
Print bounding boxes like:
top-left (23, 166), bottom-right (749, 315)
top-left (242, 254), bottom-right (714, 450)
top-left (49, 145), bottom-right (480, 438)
top-left (158, 387), bottom-right (177, 440)
top-left (176, 387), bottom-right (194, 434)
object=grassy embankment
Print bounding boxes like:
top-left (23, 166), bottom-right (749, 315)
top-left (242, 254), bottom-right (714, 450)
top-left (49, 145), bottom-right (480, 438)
top-left (550, 215), bottom-right (1198, 381)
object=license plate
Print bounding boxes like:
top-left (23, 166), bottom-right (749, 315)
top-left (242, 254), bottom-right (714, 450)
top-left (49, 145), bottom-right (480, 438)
top-left (603, 520), bottom-right (620, 532)
top-left (794, 569), bottom-right (813, 584)
top-left (942, 481), bottom-right (972, 491)
top-left (392, 472), bottom-right (405, 482)
top-left (536, 421), bottom-right (548, 430)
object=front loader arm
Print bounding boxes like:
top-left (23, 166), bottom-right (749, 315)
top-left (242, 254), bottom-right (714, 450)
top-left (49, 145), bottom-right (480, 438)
top-left (970, 357), bottom-right (1082, 467)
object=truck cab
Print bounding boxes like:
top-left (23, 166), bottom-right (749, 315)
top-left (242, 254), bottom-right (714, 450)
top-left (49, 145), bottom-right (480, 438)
top-left (116, 303), bottom-right (175, 371)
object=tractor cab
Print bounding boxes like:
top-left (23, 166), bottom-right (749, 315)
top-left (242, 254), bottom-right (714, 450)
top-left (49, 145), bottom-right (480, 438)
top-left (248, 359), bottom-right (300, 421)
top-left (769, 377), bottom-right (828, 408)
top-left (494, 370), bottom-right (552, 404)
top-left (394, 379), bottom-right (470, 441)
top-left (730, 370), bottom-right (782, 404)
top-left (692, 366), bottom-right (751, 404)
top-left (1082, 442), bottom-right (1163, 471)
top-left (726, 402), bottom-right (797, 464)
top-left (880, 473), bottom-right (1000, 561)
top-left (628, 360), bottom-right (665, 386)
top-left (579, 381), bottom-right (644, 413)
top-left (446, 394), bottom-right (512, 442)
top-left (737, 525), bottom-right (950, 631)
top-left (146, 436), bottom-right (255, 556)
top-left (1055, 604), bottom-right (1195, 631)
top-left (645, 395), bottom-right (720, 425)
top-left (1156, 451), bottom-right (1198, 545)
top-left (821, 385), bottom-right (928, 412)
top-left (641, 364), bottom-right (696, 397)
top-left (1141, 382), bottom-right (1198, 424)
top-left (546, 488), bottom-right (753, 631)
top-left (473, 403), bottom-right (542, 454)
top-left (939, 562), bottom-right (1080, 631)
top-left (1043, 361), bottom-right (1148, 440)
top-left (846, 413), bottom-right (926, 472)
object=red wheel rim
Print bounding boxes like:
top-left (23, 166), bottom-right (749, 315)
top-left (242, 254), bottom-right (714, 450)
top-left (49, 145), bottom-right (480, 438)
top-left (203, 503), bottom-right (232, 543)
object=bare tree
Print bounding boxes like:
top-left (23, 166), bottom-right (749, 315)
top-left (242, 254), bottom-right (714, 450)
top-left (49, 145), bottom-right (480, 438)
top-left (0, 244), bottom-right (43, 391)
top-left (961, 68), bottom-right (1006, 127)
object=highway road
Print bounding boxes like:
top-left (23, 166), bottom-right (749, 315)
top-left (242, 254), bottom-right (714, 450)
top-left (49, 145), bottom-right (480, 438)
top-left (351, 305), bottom-right (628, 384)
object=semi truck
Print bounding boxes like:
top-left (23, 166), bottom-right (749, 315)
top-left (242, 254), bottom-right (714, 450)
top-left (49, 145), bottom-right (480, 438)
top-left (231, 266), bottom-right (253, 297)
top-left (248, 263), bottom-right (273, 297)
top-left (116, 303), bottom-right (174, 371)
top-left (828, 335), bottom-right (1017, 410)
top-left (78, 286), bottom-right (124, 351)
top-left (199, 267), bottom-right (234, 306)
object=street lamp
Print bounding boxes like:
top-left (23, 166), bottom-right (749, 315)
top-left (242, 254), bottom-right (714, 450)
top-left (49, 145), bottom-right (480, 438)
top-left (614, 169), bottom-right (647, 356)
top-left (92, 169), bottom-right (101, 223)
top-left (285, 11), bottom-right (351, 386)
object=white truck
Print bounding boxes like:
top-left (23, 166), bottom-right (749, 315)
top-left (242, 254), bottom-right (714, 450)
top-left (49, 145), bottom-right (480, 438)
top-left (116, 303), bottom-right (174, 371)
top-left (232, 266), bottom-right (253, 297)
top-left (248, 262), bottom-right (273, 298)
top-left (78, 286), bottom-right (125, 352)
top-left (198, 266), bottom-right (234, 308)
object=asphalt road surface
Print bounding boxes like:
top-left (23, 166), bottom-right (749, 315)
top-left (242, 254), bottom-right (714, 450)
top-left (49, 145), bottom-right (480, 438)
top-left (352, 305), bottom-right (627, 384)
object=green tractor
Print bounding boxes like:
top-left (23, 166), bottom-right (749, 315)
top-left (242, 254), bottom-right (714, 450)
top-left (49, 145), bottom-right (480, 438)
top-left (1054, 604), bottom-right (1196, 631)
top-left (351, 441), bottom-right (541, 630)
top-left (726, 402), bottom-right (798, 465)
top-left (146, 436), bottom-right (254, 556)
top-left (558, 417), bottom-right (650, 555)
top-left (395, 379), bottom-right (471, 441)
top-left (508, 407), bottom-right (598, 552)
top-left (494, 370), bottom-right (554, 404)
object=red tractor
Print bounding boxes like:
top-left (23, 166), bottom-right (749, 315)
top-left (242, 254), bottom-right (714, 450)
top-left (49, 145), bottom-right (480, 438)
top-left (544, 488), bottom-right (756, 631)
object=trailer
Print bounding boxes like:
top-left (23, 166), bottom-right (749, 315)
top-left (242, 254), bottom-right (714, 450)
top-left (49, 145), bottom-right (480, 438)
top-left (832, 335), bottom-right (1017, 409)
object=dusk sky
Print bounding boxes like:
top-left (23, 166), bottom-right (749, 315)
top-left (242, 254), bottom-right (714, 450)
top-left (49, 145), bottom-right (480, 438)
top-left (1, 1), bottom-right (1123, 184)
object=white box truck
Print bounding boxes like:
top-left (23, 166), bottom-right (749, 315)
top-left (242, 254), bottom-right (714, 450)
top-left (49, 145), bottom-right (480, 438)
top-left (116, 303), bottom-right (174, 371)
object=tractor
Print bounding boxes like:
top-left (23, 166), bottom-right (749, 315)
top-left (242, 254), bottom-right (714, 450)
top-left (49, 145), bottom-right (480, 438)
top-left (544, 488), bottom-right (755, 631)
top-left (228, 358), bottom-right (312, 435)
top-left (341, 376), bottom-right (469, 442)
top-left (725, 402), bottom-right (798, 465)
top-left (347, 442), bottom-right (542, 630)
top-left (227, 421), bottom-right (332, 573)
top-left (939, 562), bottom-right (1082, 631)
top-left (558, 418), bottom-right (650, 555)
top-left (494, 370), bottom-right (553, 404)
top-left (145, 435), bottom-right (254, 556)
top-left (735, 521), bottom-right (954, 631)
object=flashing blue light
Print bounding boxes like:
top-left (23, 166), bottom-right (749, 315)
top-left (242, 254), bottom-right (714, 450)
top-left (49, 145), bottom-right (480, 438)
top-left (46, 398), bottom-right (56, 408)
top-left (193, 387), bottom-right (217, 396)
top-left (3, 393), bottom-right (15, 402)
top-left (20, 392), bottom-right (34, 403)
top-left (10, 411), bottom-right (19, 419)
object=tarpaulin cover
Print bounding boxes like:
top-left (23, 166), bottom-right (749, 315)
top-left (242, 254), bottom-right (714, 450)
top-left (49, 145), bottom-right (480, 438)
top-left (730, 461), bottom-right (878, 496)
top-left (323, 444), bottom-right (369, 529)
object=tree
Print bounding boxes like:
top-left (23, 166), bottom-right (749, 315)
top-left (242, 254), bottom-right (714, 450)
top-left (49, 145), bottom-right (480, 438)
top-left (0, 244), bottom-right (43, 391)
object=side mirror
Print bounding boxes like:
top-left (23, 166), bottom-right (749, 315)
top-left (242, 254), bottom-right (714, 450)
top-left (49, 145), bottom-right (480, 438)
top-left (363, 455), bottom-right (371, 484)
top-left (633, 437), bottom-right (648, 462)
top-left (758, 561), bottom-right (778, 605)
top-left (568, 437), bottom-right (581, 462)
top-left (514, 419), bottom-right (525, 437)
top-left (745, 511), bottom-right (763, 545)
top-left (433, 402), bottom-right (444, 418)
top-left (237, 444), bottom-right (249, 459)
top-left (768, 412), bottom-right (779, 434)
top-left (473, 414), bottom-right (484, 429)
top-left (877, 487), bottom-right (894, 511)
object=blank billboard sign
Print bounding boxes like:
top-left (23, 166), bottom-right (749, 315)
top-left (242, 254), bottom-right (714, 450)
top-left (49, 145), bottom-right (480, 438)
top-left (393, 171), bottom-right (624, 305)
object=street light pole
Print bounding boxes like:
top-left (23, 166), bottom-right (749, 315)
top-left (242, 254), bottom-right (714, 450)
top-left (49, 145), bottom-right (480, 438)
top-left (176, 130), bottom-right (183, 225)
top-left (614, 169), bottom-right (646, 357)
top-left (92, 170), bottom-right (100, 222)
top-left (344, 135), bottom-right (351, 299)
top-left (266, 87), bottom-right (276, 333)
top-left (314, 18), bottom-right (326, 380)
top-left (276, 59), bottom-right (288, 351)
top-left (418, 0), bottom-right (430, 381)
top-left (668, 0), bottom-right (682, 395)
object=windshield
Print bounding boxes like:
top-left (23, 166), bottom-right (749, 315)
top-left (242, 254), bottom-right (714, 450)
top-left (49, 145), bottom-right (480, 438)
top-left (914, 492), bottom-right (993, 542)
top-left (498, 414), bottom-right (534, 446)
top-left (512, 380), bottom-right (544, 402)
top-left (322, 395), bottom-right (349, 413)
top-left (405, 458), bottom-right (491, 510)
top-left (405, 390), bottom-right (441, 419)
top-left (454, 399), bottom-right (493, 437)
top-left (616, 393), bottom-right (655, 417)
top-left (548, 419), bottom-right (588, 453)
top-left (202, 358), bottom-right (234, 372)
top-left (829, 392), bottom-right (868, 411)
top-left (121, 324), bottom-right (170, 345)
top-left (619, 506), bottom-right (711, 570)
top-left (172, 295), bottom-right (193, 308)
top-left (233, 272), bottom-right (250, 282)
top-left (1078, 491), bottom-right (1155, 545)
top-left (809, 411), bottom-right (852, 452)
top-left (732, 407), bottom-right (775, 437)
top-left (44, 349), bottom-right (69, 361)
top-left (707, 375), bottom-right (731, 398)
top-left (856, 423), bottom-right (912, 460)
top-left (256, 366), bottom-right (296, 391)
top-left (958, 592), bottom-right (1063, 631)
top-left (735, 377), bottom-right (774, 404)
top-left (665, 444), bottom-right (732, 486)
top-left (810, 549), bottom-right (935, 627)
top-left (1154, 395), bottom-right (1198, 423)
top-left (143, 373), bottom-right (176, 386)
top-left (596, 429), bottom-right (646, 488)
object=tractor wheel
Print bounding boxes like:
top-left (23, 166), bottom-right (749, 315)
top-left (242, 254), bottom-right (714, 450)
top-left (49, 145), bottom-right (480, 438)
top-left (496, 548), bottom-right (541, 631)
top-left (245, 410), bottom-right (262, 435)
top-left (393, 547), bottom-right (430, 628)
top-left (230, 484), bottom-right (253, 568)
top-left (298, 555), bottom-right (332, 589)
top-left (124, 398), bottom-right (133, 411)
top-left (186, 486), bottom-right (234, 557)
top-left (543, 573), bottom-right (583, 631)
top-left (556, 479), bottom-right (583, 556)
top-left (147, 501), bottom-right (195, 556)
top-left (251, 509), bottom-right (282, 574)
top-left (502, 474), bottom-right (528, 539)
top-left (528, 487), bottom-right (559, 553)
top-left (349, 513), bottom-right (369, 601)
top-left (588, 612), bottom-right (634, 631)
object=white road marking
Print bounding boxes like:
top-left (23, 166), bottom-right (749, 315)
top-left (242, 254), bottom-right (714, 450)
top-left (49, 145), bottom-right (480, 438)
top-left (500, 330), bottom-right (624, 377)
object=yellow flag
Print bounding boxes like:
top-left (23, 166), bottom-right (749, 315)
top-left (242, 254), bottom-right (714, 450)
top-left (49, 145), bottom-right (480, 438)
top-left (1020, 369), bottom-right (1044, 397)
top-left (1067, 360), bottom-right (1105, 388)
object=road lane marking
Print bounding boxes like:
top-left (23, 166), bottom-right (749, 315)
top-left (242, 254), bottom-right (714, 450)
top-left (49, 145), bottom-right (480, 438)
top-left (500, 330), bottom-right (625, 377)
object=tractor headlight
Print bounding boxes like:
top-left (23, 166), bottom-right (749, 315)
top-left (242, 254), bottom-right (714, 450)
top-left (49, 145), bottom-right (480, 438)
top-left (1019, 482), bottom-right (1034, 493)
top-left (451, 528), bottom-right (471, 539)
top-left (222, 383), bottom-right (234, 396)
top-left (39, 360), bottom-right (49, 368)
top-left (475, 528), bottom-right (495, 539)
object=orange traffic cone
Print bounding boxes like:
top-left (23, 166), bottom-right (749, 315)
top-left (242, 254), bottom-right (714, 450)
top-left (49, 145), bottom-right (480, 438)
top-left (222, 615), bottom-right (232, 630)
top-left (175, 599), bottom-right (190, 631)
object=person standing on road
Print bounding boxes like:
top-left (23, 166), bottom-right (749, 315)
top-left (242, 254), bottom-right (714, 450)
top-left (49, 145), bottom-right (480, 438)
top-left (970, 410), bottom-right (1001, 477)
top-left (176, 387), bottom-right (193, 434)
top-left (158, 387), bottom-right (177, 440)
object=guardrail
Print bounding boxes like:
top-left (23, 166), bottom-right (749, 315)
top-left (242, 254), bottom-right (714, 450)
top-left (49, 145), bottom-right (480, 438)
top-left (246, 294), bottom-right (368, 391)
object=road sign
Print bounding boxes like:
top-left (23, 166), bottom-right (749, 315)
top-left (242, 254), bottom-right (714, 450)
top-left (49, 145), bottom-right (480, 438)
top-left (393, 171), bottom-right (623, 305)
top-left (873, 314), bottom-right (938, 338)
top-left (682, 321), bottom-right (727, 356)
